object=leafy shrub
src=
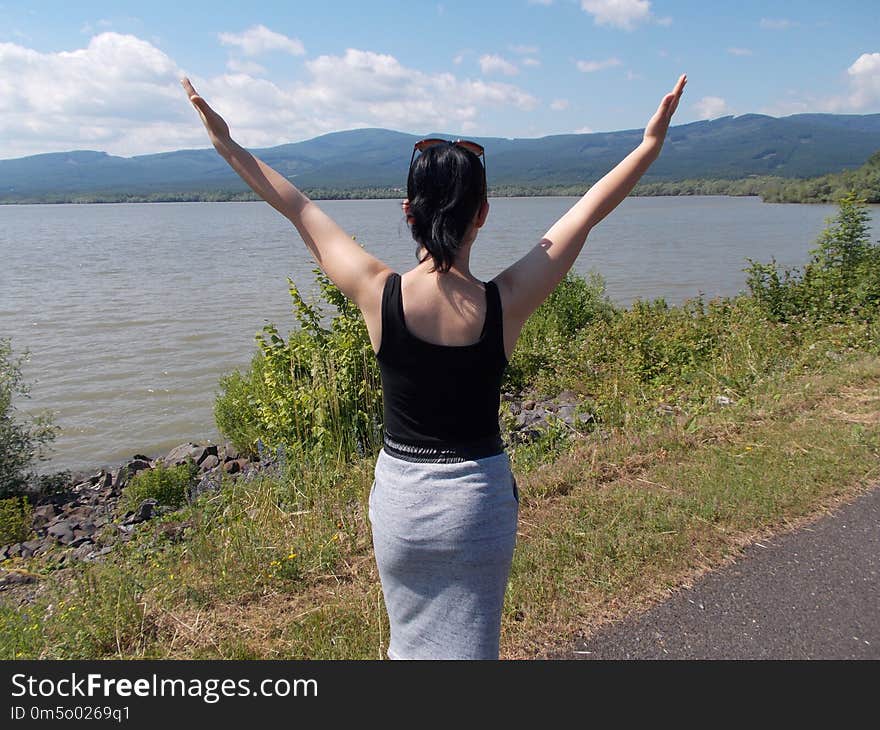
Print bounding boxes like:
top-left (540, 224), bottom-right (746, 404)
top-left (0, 496), bottom-right (33, 545)
top-left (505, 271), bottom-right (614, 390)
top-left (120, 463), bottom-right (196, 513)
top-left (215, 267), bottom-right (383, 460)
top-left (0, 339), bottom-right (57, 499)
top-left (746, 191), bottom-right (879, 323)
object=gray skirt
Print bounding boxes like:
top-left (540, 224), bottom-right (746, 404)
top-left (368, 447), bottom-right (519, 660)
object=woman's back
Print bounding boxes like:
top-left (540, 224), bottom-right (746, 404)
top-left (396, 268), bottom-right (491, 348)
top-left (376, 268), bottom-right (507, 450)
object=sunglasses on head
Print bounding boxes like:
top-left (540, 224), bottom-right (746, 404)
top-left (409, 138), bottom-right (486, 179)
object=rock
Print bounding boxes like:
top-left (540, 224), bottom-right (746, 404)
top-left (22, 539), bottom-right (42, 554)
top-left (69, 535), bottom-right (94, 548)
top-left (122, 499), bottom-right (158, 526)
top-left (78, 520), bottom-right (96, 535)
top-left (94, 470), bottom-right (113, 491)
top-left (189, 473), bottom-right (221, 502)
top-left (127, 459), bottom-right (152, 474)
top-left (557, 389), bottom-right (578, 403)
top-left (113, 458), bottom-right (152, 491)
top-left (523, 399), bottom-right (536, 411)
top-left (0, 545), bottom-right (9, 561)
top-left (71, 543), bottom-right (96, 561)
top-left (0, 571), bottom-right (37, 589)
top-left (32, 504), bottom-right (58, 528)
top-left (715, 395), bottom-right (734, 407)
top-left (64, 505), bottom-right (97, 525)
top-left (223, 460), bottom-right (241, 475)
top-left (132, 454), bottom-right (151, 462)
top-left (199, 454), bottom-right (220, 472)
top-left (47, 521), bottom-right (75, 545)
top-left (7, 543), bottom-right (22, 558)
top-left (557, 405), bottom-right (577, 425)
top-left (163, 442), bottom-right (217, 468)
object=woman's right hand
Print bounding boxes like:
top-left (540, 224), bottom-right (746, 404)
top-left (181, 77), bottom-right (231, 150)
top-left (643, 73), bottom-right (687, 147)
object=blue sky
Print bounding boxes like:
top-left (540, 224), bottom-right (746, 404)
top-left (1, 0), bottom-right (878, 159)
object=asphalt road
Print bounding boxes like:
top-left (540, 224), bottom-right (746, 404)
top-left (563, 484), bottom-right (880, 659)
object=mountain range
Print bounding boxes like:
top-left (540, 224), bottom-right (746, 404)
top-left (1, 113), bottom-right (879, 201)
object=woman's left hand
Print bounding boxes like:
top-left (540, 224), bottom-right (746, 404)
top-left (643, 74), bottom-right (687, 146)
top-left (181, 77), bottom-right (231, 149)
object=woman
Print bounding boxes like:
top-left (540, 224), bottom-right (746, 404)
top-left (182, 73), bottom-right (687, 659)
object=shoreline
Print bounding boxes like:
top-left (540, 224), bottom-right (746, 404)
top-left (2, 388), bottom-right (585, 567)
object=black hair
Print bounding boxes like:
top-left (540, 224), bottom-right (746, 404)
top-left (406, 143), bottom-right (487, 273)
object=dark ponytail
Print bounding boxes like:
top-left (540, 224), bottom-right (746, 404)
top-left (406, 143), bottom-right (487, 273)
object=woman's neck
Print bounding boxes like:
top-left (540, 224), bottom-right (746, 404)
top-left (416, 241), bottom-right (476, 280)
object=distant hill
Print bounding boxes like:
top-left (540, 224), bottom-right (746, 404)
top-left (1, 113), bottom-right (879, 202)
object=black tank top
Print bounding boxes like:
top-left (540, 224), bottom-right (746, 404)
top-left (376, 272), bottom-right (508, 449)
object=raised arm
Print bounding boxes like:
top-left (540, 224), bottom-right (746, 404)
top-left (494, 74), bottom-right (687, 347)
top-left (180, 78), bottom-right (391, 315)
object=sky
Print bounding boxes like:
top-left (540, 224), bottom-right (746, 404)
top-left (0, 0), bottom-right (878, 160)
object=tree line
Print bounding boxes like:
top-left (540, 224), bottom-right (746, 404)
top-left (2, 150), bottom-right (877, 205)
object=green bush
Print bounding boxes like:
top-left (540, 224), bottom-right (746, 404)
top-left (120, 463), bottom-right (196, 513)
top-left (0, 496), bottom-right (33, 545)
top-left (0, 339), bottom-right (57, 499)
top-left (505, 271), bottom-right (614, 391)
top-left (215, 265), bottom-right (614, 459)
top-left (215, 267), bottom-right (383, 460)
top-left (746, 191), bottom-right (880, 323)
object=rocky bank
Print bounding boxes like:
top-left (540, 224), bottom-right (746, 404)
top-left (0, 390), bottom-right (594, 589)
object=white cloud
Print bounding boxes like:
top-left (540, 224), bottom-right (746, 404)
top-left (625, 70), bottom-right (643, 81)
top-left (522, 58), bottom-right (541, 67)
top-left (762, 52), bottom-right (880, 116)
top-left (226, 58), bottom-right (267, 76)
top-left (845, 52), bottom-right (880, 110)
top-left (760, 18), bottom-right (796, 30)
top-left (479, 54), bottom-right (518, 76)
top-left (581, 0), bottom-right (653, 31)
top-left (693, 96), bottom-right (731, 119)
top-left (576, 57), bottom-right (622, 73)
top-left (575, 125), bottom-right (594, 134)
top-left (299, 49), bottom-right (535, 123)
top-left (728, 47), bottom-right (753, 56)
top-left (510, 44), bottom-right (539, 56)
top-left (0, 37), bottom-right (538, 159)
top-left (550, 98), bottom-right (569, 111)
top-left (218, 25), bottom-right (305, 57)
top-left (528, 0), bottom-right (554, 5)
top-left (0, 33), bottom-right (186, 158)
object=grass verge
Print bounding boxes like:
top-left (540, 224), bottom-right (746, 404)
top-left (2, 353), bottom-right (877, 659)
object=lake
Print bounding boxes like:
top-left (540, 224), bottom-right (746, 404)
top-left (1, 196), bottom-right (877, 471)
